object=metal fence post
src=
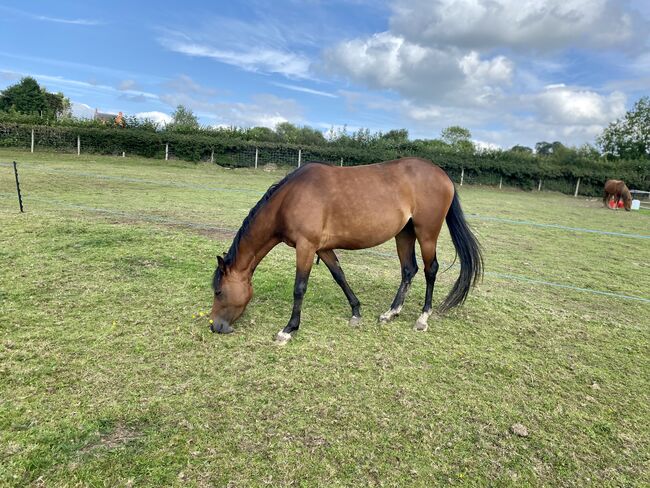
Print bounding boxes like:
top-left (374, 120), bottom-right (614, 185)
top-left (574, 177), bottom-right (581, 197)
top-left (210, 149), bottom-right (214, 164)
top-left (255, 148), bottom-right (258, 169)
top-left (538, 179), bottom-right (542, 191)
top-left (165, 143), bottom-right (169, 161)
top-left (122, 151), bottom-right (126, 158)
top-left (499, 176), bottom-right (503, 189)
top-left (77, 135), bottom-right (81, 156)
top-left (460, 167), bottom-right (464, 186)
top-left (298, 149), bottom-right (302, 167)
top-left (340, 157), bottom-right (343, 167)
top-left (13, 161), bottom-right (24, 212)
top-left (30, 129), bottom-right (34, 153)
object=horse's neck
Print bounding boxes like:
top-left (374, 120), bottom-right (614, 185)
top-left (231, 207), bottom-right (280, 279)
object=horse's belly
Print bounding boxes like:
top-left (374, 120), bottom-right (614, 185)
top-left (321, 209), bottom-right (410, 250)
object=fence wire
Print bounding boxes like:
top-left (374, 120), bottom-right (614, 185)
top-left (2, 192), bottom-right (648, 305)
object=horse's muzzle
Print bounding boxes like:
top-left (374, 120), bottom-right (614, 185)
top-left (210, 320), bottom-right (234, 334)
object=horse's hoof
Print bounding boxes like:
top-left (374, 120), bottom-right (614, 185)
top-left (211, 322), bottom-right (234, 334)
top-left (414, 320), bottom-right (428, 332)
top-left (275, 331), bottom-right (292, 345)
top-left (349, 316), bottom-right (362, 327)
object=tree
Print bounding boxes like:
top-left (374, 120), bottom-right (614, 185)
top-left (0, 77), bottom-right (70, 119)
top-left (441, 125), bottom-right (473, 152)
top-left (168, 105), bottom-right (199, 131)
top-left (534, 141), bottom-right (564, 156)
top-left (509, 145), bottom-right (533, 154)
top-left (275, 122), bottom-right (300, 143)
top-left (380, 128), bottom-right (409, 143)
top-left (598, 96), bottom-right (650, 160)
top-left (44, 91), bottom-right (71, 119)
top-left (0, 77), bottom-right (45, 116)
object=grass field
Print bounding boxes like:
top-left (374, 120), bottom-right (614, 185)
top-left (1, 148), bottom-right (649, 487)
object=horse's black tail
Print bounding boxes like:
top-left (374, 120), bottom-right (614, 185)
top-left (439, 190), bottom-right (483, 312)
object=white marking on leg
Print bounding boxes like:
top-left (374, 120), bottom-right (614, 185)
top-left (275, 330), bottom-right (292, 345)
top-left (414, 311), bottom-right (432, 331)
top-left (379, 305), bottom-right (402, 323)
top-left (349, 315), bottom-right (362, 327)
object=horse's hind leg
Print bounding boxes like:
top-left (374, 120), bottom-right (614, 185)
top-left (379, 222), bottom-right (418, 323)
top-left (414, 238), bottom-right (439, 332)
top-left (317, 250), bottom-right (362, 326)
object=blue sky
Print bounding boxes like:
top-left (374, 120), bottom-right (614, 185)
top-left (1, 0), bottom-right (649, 149)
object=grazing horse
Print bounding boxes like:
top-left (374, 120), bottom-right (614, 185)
top-left (210, 157), bottom-right (483, 344)
top-left (603, 179), bottom-right (632, 211)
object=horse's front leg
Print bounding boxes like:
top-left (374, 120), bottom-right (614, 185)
top-left (275, 243), bottom-right (315, 345)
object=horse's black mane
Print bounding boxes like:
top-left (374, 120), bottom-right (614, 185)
top-left (212, 162), bottom-right (331, 290)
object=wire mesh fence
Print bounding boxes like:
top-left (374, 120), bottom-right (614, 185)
top-left (2, 123), bottom-right (648, 196)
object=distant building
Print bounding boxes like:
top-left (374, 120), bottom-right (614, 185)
top-left (94, 109), bottom-right (125, 127)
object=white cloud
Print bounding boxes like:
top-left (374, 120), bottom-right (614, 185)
top-left (159, 38), bottom-right (311, 79)
top-left (118, 79), bottom-right (138, 91)
top-left (390, 0), bottom-right (645, 51)
top-left (159, 92), bottom-right (304, 129)
top-left (135, 111), bottom-right (172, 125)
top-left (531, 84), bottom-right (626, 126)
top-left (35, 15), bottom-right (102, 26)
top-left (71, 102), bottom-right (95, 119)
top-left (271, 82), bottom-right (338, 98)
top-left (0, 6), bottom-right (103, 26)
top-left (165, 75), bottom-right (217, 97)
top-left (324, 32), bottom-right (512, 105)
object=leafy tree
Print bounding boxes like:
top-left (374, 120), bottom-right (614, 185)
top-left (509, 145), bottom-right (533, 154)
top-left (275, 122), bottom-right (326, 145)
top-left (380, 128), bottom-right (409, 143)
top-left (0, 77), bottom-right (44, 115)
top-left (0, 77), bottom-right (69, 119)
top-left (168, 105), bottom-right (199, 131)
top-left (43, 91), bottom-right (71, 119)
top-left (598, 96), bottom-right (650, 160)
top-left (275, 122), bottom-right (300, 143)
top-left (535, 141), bottom-right (564, 156)
top-left (246, 126), bottom-right (278, 142)
top-left (441, 125), bottom-right (473, 152)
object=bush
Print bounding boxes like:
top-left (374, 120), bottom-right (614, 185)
top-left (1, 121), bottom-right (648, 196)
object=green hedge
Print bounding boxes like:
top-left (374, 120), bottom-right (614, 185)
top-left (1, 122), bottom-right (648, 196)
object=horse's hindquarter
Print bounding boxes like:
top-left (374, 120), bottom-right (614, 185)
top-left (280, 159), bottom-right (453, 250)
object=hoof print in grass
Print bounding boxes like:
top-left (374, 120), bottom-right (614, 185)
top-left (510, 423), bottom-right (529, 437)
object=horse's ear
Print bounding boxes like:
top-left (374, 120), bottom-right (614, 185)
top-left (217, 255), bottom-right (226, 272)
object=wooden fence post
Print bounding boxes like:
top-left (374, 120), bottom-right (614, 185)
top-left (499, 176), bottom-right (503, 189)
top-left (340, 157), bottom-right (343, 167)
top-left (210, 149), bottom-right (214, 164)
top-left (165, 143), bottom-right (169, 161)
top-left (460, 167), bottom-right (464, 186)
top-left (30, 129), bottom-right (34, 153)
top-left (574, 177), bottom-right (581, 197)
top-left (122, 151), bottom-right (126, 158)
top-left (255, 148), bottom-right (259, 169)
top-left (298, 149), bottom-right (302, 167)
top-left (77, 135), bottom-right (80, 156)
top-left (538, 179), bottom-right (542, 191)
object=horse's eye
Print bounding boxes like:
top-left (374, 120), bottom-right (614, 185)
top-left (215, 290), bottom-right (222, 297)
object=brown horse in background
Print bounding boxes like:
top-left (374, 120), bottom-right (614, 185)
top-left (603, 179), bottom-right (632, 211)
top-left (210, 158), bottom-right (483, 344)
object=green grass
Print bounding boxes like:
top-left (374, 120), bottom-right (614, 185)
top-left (1, 148), bottom-right (649, 487)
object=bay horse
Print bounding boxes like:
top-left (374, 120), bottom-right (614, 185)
top-left (603, 179), bottom-right (632, 211)
top-left (210, 157), bottom-right (483, 344)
